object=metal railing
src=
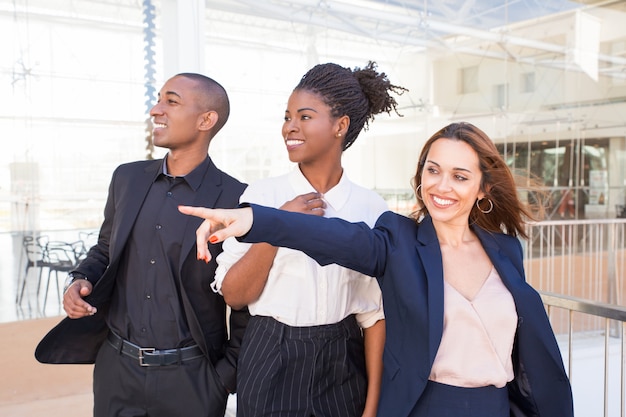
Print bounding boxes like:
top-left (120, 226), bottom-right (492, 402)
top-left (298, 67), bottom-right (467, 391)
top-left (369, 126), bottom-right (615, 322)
top-left (525, 219), bottom-right (626, 308)
top-left (526, 219), bottom-right (626, 416)
top-left (541, 291), bottom-right (626, 417)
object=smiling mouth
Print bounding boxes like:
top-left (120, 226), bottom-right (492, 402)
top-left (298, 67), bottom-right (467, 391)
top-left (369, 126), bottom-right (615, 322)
top-left (153, 123), bottom-right (167, 129)
top-left (432, 195), bottom-right (455, 206)
top-left (285, 139), bottom-right (304, 147)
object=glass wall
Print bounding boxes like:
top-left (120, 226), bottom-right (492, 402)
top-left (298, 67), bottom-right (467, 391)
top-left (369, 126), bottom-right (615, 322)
top-left (498, 138), bottom-right (612, 219)
top-left (2, 0), bottom-right (626, 319)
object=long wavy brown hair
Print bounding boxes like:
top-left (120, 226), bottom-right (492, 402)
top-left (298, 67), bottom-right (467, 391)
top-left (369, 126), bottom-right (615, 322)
top-left (411, 122), bottom-right (541, 239)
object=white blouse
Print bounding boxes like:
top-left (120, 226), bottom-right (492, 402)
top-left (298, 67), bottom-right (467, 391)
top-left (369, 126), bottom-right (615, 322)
top-left (429, 267), bottom-right (517, 388)
top-left (212, 167), bottom-right (388, 328)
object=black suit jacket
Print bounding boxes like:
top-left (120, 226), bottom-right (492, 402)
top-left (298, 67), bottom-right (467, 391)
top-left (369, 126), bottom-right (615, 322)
top-left (35, 157), bottom-right (248, 393)
top-left (241, 205), bottom-right (574, 417)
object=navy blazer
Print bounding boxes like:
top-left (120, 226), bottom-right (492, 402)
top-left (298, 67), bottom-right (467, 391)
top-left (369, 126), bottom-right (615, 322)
top-left (241, 204), bottom-right (574, 417)
top-left (35, 157), bottom-right (248, 393)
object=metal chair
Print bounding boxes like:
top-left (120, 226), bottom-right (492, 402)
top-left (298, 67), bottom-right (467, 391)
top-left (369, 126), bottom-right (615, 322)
top-left (18, 232), bottom-right (94, 311)
top-left (17, 235), bottom-right (52, 305)
top-left (41, 240), bottom-right (84, 311)
top-left (76, 230), bottom-right (98, 262)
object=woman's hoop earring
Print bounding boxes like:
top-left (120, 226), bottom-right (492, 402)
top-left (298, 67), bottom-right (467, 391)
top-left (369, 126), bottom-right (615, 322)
top-left (476, 198), bottom-right (493, 214)
top-left (415, 184), bottom-right (423, 201)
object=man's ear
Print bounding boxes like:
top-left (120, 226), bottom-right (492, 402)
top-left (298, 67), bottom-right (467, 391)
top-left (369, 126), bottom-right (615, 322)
top-left (199, 111), bottom-right (218, 131)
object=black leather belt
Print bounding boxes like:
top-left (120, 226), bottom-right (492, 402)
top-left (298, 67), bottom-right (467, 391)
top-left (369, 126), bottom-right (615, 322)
top-left (106, 332), bottom-right (204, 367)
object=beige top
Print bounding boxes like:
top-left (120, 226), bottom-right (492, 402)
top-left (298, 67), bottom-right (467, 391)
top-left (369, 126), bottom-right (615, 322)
top-left (429, 267), bottom-right (517, 388)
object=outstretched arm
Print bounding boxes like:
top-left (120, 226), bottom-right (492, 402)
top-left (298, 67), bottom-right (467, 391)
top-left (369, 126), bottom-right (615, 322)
top-left (180, 203), bottom-right (387, 277)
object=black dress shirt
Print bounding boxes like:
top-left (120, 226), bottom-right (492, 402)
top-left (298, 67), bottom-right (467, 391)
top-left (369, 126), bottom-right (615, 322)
top-left (108, 157), bottom-right (210, 349)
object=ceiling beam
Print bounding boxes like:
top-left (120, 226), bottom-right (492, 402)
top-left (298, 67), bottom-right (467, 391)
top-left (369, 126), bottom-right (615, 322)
top-left (207, 0), bottom-right (626, 73)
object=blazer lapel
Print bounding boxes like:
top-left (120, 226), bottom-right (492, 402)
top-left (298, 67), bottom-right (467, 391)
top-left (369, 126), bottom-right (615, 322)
top-left (473, 228), bottom-right (524, 291)
top-left (110, 160), bottom-right (161, 262)
top-left (415, 216), bottom-right (445, 365)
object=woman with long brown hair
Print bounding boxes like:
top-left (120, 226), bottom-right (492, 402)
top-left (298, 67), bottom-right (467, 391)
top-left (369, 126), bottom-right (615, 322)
top-left (181, 122), bottom-right (573, 417)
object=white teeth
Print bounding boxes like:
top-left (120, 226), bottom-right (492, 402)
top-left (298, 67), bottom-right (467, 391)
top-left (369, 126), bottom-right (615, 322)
top-left (286, 139), bottom-right (304, 146)
top-left (154, 123), bottom-right (166, 128)
top-left (433, 196), bottom-right (454, 206)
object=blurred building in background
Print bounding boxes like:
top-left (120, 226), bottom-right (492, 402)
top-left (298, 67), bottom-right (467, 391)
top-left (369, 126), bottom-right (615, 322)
top-left (2, 0), bottom-right (625, 235)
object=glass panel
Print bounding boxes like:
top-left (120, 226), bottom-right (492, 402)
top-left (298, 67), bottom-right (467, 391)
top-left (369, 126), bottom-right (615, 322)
top-left (3, 2), bottom-right (626, 322)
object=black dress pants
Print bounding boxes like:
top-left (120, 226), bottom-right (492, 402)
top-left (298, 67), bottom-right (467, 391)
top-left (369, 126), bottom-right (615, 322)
top-left (93, 339), bottom-right (228, 417)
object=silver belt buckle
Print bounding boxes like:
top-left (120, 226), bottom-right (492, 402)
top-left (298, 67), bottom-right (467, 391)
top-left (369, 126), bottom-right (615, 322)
top-left (138, 347), bottom-right (156, 366)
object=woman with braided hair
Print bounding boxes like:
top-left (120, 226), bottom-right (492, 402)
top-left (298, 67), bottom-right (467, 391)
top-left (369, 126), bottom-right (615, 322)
top-left (210, 61), bottom-right (407, 417)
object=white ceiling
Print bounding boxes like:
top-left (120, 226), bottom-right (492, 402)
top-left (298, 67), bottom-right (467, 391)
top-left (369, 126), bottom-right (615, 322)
top-left (205, 0), bottom-right (626, 79)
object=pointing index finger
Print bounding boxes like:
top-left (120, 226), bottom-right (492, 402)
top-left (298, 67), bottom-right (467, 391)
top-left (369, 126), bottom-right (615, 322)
top-left (178, 205), bottom-right (213, 218)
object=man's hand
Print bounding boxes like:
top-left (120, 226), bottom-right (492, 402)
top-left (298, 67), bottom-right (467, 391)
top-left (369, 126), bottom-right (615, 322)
top-left (178, 206), bottom-right (254, 263)
top-left (63, 280), bottom-right (97, 318)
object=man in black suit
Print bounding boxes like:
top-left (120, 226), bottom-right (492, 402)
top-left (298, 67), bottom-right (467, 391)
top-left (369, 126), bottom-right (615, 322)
top-left (35, 73), bottom-right (248, 416)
